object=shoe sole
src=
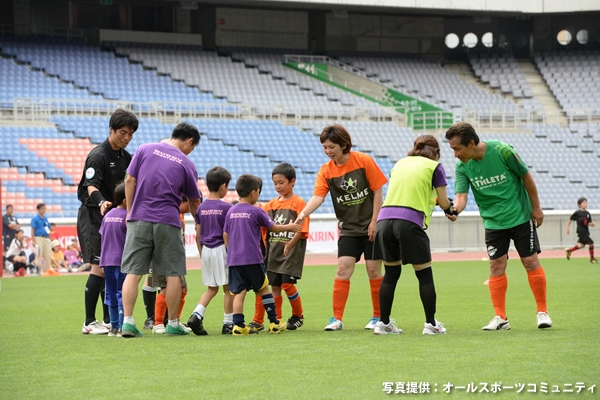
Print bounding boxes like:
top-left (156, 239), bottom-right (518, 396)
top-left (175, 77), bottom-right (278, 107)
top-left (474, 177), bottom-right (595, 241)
top-left (121, 331), bottom-right (143, 338)
top-left (324, 326), bottom-right (342, 331)
top-left (482, 323), bottom-right (511, 331)
top-left (538, 323), bottom-right (552, 329)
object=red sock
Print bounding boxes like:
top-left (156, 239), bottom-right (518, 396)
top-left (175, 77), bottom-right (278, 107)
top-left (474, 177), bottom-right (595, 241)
top-left (527, 267), bottom-right (547, 313)
top-left (253, 294), bottom-right (264, 324)
top-left (155, 292), bottom-right (167, 325)
top-left (369, 277), bottom-right (383, 318)
top-left (274, 295), bottom-right (283, 320)
top-left (488, 274), bottom-right (508, 320)
top-left (589, 244), bottom-right (595, 260)
top-left (568, 245), bottom-right (580, 252)
top-left (282, 283), bottom-right (303, 317)
top-left (332, 278), bottom-right (350, 321)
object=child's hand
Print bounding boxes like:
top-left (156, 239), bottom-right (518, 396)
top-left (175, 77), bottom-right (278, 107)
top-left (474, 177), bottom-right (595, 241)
top-left (287, 223), bottom-right (302, 232)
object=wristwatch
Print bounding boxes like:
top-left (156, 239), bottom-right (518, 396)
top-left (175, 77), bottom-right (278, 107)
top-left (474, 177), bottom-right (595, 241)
top-left (99, 200), bottom-right (105, 207)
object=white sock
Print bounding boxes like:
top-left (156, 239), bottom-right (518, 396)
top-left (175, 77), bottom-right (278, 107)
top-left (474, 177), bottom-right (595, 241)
top-left (124, 316), bottom-right (134, 325)
top-left (223, 313), bottom-right (233, 324)
top-left (168, 319), bottom-right (179, 328)
top-left (194, 304), bottom-right (206, 317)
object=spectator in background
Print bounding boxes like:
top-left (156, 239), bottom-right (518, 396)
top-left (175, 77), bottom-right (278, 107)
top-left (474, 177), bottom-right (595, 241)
top-left (64, 241), bottom-right (84, 271)
top-left (31, 203), bottom-right (57, 276)
top-left (6, 229), bottom-right (28, 277)
top-left (51, 239), bottom-right (69, 273)
top-left (3, 204), bottom-right (20, 272)
top-left (49, 223), bottom-right (59, 240)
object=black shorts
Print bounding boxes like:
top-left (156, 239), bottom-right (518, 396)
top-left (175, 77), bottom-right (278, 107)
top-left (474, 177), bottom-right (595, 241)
top-left (267, 271), bottom-right (299, 286)
top-left (229, 264), bottom-right (269, 295)
top-left (577, 233), bottom-right (594, 245)
top-left (373, 219), bottom-right (431, 265)
top-left (77, 205), bottom-right (103, 265)
top-left (338, 235), bottom-right (375, 262)
top-left (485, 220), bottom-right (541, 260)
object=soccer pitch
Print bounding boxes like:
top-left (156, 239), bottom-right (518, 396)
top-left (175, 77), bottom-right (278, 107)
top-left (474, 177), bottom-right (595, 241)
top-left (0, 258), bottom-right (597, 399)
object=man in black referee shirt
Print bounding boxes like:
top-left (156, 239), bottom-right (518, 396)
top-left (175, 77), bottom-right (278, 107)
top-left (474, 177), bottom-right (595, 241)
top-left (77, 109), bottom-right (138, 335)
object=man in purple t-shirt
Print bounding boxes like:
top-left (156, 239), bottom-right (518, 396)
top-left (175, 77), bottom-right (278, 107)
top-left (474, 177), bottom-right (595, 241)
top-left (120, 122), bottom-right (202, 338)
top-left (222, 174), bottom-right (301, 335)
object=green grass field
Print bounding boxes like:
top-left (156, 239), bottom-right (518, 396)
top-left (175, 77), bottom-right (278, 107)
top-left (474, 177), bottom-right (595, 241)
top-left (0, 258), bottom-right (598, 399)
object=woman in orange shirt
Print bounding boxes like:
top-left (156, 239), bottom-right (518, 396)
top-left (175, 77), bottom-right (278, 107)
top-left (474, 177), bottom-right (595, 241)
top-left (296, 124), bottom-right (388, 331)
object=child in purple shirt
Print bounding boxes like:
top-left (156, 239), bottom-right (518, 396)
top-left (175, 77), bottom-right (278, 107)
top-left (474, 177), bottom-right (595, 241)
top-left (223, 174), bottom-right (301, 335)
top-left (99, 182), bottom-right (128, 337)
top-left (186, 166), bottom-right (235, 335)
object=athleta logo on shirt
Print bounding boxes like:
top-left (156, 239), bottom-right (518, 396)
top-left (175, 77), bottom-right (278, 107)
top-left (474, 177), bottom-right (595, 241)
top-left (104, 217), bottom-right (123, 223)
top-left (470, 173), bottom-right (507, 190)
top-left (201, 209), bottom-right (223, 216)
top-left (230, 213), bottom-right (251, 219)
top-left (152, 149), bottom-right (183, 164)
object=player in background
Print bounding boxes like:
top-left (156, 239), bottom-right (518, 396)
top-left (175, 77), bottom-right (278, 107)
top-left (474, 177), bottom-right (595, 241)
top-left (566, 197), bottom-right (596, 264)
top-left (373, 135), bottom-right (454, 335)
top-left (223, 174), bottom-right (301, 335)
top-left (186, 166), bottom-right (235, 335)
top-left (98, 182), bottom-right (128, 337)
top-left (253, 163), bottom-right (309, 331)
top-left (445, 122), bottom-right (552, 331)
top-left (295, 124), bottom-right (387, 331)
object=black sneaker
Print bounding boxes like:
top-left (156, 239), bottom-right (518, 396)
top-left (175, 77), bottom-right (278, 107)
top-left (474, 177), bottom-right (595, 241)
top-left (286, 315), bottom-right (304, 330)
top-left (143, 317), bottom-right (155, 330)
top-left (247, 321), bottom-right (264, 331)
top-left (187, 313), bottom-right (208, 336)
top-left (222, 323), bottom-right (234, 335)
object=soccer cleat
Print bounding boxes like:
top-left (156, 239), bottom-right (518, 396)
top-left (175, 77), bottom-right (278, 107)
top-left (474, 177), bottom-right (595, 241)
top-left (187, 313), bottom-right (208, 336)
top-left (324, 317), bottom-right (343, 331)
top-left (286, 315), bottom-right (304, 330)
top-left (536, 312), bottom-right (553, 329)
top-left (121, 322), bottom-right (144, 338)
top-left (482, 316), bottom-right (511, 331)
top-left (165, 323), bottom-right (190, 336)
top-left (565, 248), bottom-right (571, 260)
top-left (143, 317), bottom-right (154, 330)
top-left (181, 323), bottom-right (192, 333)
top-left (232, 325), bottom-right (259, 336)
top-left (102, 322), bottom-right (111, 330)
top-left (152, 324), bottom-right (165, 334)
top-left (82, 321), bottom-right (109, 335)
top-left (365, 317), bottom-right (380, 330)
top-left (247, 321), bottom-right (264, 332)
top-left (222, 323), bottom-right (234, 335)
top-left (373, 319), bottom-right (403, 335)
top-left (108, 327), bottom-right (120, 337)
top-left (269, 320), bottom-right (287, 334)
top-left (422, 320), bottom-right (447, 335)
top-left (591, 259), bottom-right (598, 264)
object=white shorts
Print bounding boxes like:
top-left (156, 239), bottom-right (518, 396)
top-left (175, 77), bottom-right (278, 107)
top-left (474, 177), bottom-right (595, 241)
top-left (201, 244), bottom-right (228, 287)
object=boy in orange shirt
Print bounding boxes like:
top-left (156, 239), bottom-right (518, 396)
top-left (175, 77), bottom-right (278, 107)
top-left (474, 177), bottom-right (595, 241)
top-left (250, 163), bottom-right (309, 331)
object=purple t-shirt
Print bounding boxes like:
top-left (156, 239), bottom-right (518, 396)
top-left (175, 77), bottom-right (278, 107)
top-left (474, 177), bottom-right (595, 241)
top-left (194, 199), bottom-right (233, 248)
top-left (127, 142), bottom-right (200, 228)
top-left (223, 203), bottom-right (274, 266)
top-left (99, 207), bottom-right (127, 267)
top-left (377, 164), bottom-right (447, 227)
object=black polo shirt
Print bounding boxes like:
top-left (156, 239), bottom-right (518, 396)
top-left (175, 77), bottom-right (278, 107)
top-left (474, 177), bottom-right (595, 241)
top-left (77, 139), bottom-right (132, 207)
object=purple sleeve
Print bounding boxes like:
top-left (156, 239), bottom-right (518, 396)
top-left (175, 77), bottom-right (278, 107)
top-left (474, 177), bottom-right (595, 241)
top-left (433, 164), bottom-right (448, 188)
top-left (223, 210), bottom-right (231, 233)
top-left (183, 160), bottom-right (201, 200)
top-left (127, 145), bottom-right (144, 179)
top-left (257, 208), bottom-right (274, 229)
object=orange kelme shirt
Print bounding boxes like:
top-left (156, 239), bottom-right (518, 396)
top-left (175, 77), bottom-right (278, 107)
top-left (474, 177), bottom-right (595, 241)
top-left (263, 195), bottom-right (310, 277)
top-left (314, 151), bottom-right (388, 236)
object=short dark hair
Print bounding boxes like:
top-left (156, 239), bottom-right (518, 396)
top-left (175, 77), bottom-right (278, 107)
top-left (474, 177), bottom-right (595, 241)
top-left (15, 229), bottom-right (23, 234)
top-left (172, 122), bottom-right (201, 146)
top-left (206, 166), bottom-right (232, 192)
top-left (109, 109), bottom-right (139, 132)
top-left (113, 182), bottom-right (126, 207)
top-left (445, 122), bottom-right (480, 147)
top-left (272, 162), bottom-right (296, 182)
top-left (320, 124), bottom-right (353, 154)
top-left (36, 203), bottom-right (46, 210)
top-left (235, 174), bottom-right (260, 198)
top-left (577, 197), bottom-right (587, 206)
top-left (407, 135), bottom-right (441, 161)
top-left (6, 204), bottom-right (13, 210)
